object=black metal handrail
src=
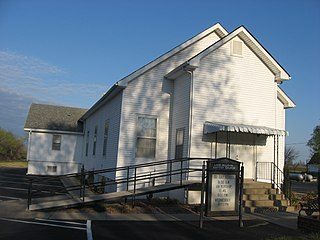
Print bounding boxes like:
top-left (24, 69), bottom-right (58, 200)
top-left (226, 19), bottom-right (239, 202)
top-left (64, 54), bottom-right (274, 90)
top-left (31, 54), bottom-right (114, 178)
top-left (27, 157), bottom-right (208, 209)
top-left (256, 161), bottom-right (291, 199)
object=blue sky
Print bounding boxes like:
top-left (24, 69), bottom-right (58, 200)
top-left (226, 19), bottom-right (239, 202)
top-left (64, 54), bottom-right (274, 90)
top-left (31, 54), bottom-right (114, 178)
top-left (0, 0), bottom-right (319, 163)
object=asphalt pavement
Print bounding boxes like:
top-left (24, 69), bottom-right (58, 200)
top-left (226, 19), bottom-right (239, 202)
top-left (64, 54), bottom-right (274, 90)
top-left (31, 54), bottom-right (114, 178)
top-left (291, 180), bottom-right (318, 193)
top-left (0, 167), bottom-right (316, 240)
top-left (0, 218), bottom-right (88, 240)
top-left (0, 168), bottom-right (67, 201)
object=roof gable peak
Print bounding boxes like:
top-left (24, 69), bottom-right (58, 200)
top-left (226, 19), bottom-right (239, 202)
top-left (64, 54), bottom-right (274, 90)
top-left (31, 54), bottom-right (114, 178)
top-left (117, 23), bottom-right (228, 87)
top-left (188, 25), bottom-right (291, 82)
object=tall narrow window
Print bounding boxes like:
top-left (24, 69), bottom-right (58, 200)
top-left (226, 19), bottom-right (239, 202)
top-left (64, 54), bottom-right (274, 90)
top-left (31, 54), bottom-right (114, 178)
top-left (175, 128), bottom-right (184, 159)
top-left (85, 131), bottom-right (89, 156)
top-left (135, 116), bottom-right (157, 158)
top-left (93, 126), bottom-right (97, 156)
top-left (52, 135), bottom-right (61, 151)
top-left (102, 120), bottom-right (109, 156)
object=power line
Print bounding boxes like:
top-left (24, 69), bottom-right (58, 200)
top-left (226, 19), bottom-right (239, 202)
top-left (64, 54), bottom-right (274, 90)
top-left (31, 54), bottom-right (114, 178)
top-left (286, 142), bottom-right (308, 145)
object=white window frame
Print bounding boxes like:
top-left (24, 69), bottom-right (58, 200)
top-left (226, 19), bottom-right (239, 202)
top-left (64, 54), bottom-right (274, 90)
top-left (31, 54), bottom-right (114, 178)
top-left (93, 126), bottom-right (97, 156)
top-left (47, 165), bottom-right (57, 173)
top-left (52, 135), bottom-right (61, 151)
top-left (135, 114), bottom-right (158, 159)
top-left (230, 39), bottom-right (243, 57)
top-left (85, 130), bottom-right (89, 157)
top-left (102, 119), bottom-right (110, 157)
top-left (175, 128), bottom-right (185, 159)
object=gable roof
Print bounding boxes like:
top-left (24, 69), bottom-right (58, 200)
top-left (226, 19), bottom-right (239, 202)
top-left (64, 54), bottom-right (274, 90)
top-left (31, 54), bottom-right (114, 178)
top-left (194, 26), bottom-right (290, 81)
top-left (25, 104), bottom-right (88, 133)
top-left (168, 26), bottom-right (290, 82)
top-left (116, 23), bottom-right (228, 87)
top-left (277, 87), bottom-right (296, 108)
top-left (81, 23), bottom-right (228, 120)
top-left (82, 24), bottom-right (293, 121)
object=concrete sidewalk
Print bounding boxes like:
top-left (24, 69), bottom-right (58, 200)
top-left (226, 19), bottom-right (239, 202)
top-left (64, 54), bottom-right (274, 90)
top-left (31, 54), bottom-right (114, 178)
top-left (252, 211), bottom-right (300, 230)
top-left (0, 197), bottom-right (302, 231)
top-left (0, 198), bottom-right (308, 240)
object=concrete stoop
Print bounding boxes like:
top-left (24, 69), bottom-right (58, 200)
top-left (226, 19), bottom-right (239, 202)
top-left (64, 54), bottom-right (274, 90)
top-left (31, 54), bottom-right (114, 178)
top-left (243, 181), bottom-right (294, 213)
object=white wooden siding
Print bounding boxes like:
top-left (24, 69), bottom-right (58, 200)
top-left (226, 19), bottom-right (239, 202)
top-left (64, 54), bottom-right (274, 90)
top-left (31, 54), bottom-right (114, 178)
top-left (117, 31), bottom-right (221, 168)
top-left (276, 98), bottom-right (285, 130)
top-left (27, 132), bottom-right (82, 175)
top-left (189, 36), bottom-right (280, 178)
top-left (276, 99), bottom-right (286, 171)
top-left (169, 73), bottom-right (191, 159)
top-left (83, 91), bottom-right (123, 176)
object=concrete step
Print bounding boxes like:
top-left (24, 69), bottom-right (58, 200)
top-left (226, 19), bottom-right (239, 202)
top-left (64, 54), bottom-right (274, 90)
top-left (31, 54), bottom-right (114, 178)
top-left (243, 182), bottom-right (272, 189)
top-left (275, 199), bottom-right (289, 207)
top-left (272, 194), bottom-right (284, 200)
top-left (244, 206), bottom-right (279, 213)
top-left (242, 181), bottom-right (291, 210)
top-left (244, 200), bottom-right (275, 207)
top-left (243, 194), bottom-right (271, 201)
top-left (243, 188), bottom-right (276, 195)
top-left (243, 194), bottom-right (284, 201)
top-left (278, 206), bottom-right (296, 212)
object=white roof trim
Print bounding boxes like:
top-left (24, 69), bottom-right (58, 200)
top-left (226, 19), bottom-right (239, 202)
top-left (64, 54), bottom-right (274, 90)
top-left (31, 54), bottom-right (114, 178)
top-left (277, 87), bottom-right (296, 108)
top-left (204, 121), bottom-right (286, 136)
top-left (188, 26), bottom-right (291, 82)
top-left (24, 128), bottom-right (84, 135)
top-left (117, 23), bottom-right (228, 87)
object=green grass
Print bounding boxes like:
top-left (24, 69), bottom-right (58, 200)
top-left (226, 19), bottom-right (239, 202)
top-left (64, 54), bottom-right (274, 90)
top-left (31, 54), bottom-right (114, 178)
top-left (0, 160), bottom-right (27, 168)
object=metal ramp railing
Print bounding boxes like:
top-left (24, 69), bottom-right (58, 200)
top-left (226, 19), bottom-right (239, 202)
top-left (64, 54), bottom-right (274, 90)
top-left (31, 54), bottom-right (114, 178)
top-left (27, 158), bottom-right (208, 210)
top-left (256, 162), bottom-right (291, 200)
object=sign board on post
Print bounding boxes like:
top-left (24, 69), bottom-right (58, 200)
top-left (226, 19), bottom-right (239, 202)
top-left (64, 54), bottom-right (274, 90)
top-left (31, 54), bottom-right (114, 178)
top-left (205, 158), bottom-right (241, 216)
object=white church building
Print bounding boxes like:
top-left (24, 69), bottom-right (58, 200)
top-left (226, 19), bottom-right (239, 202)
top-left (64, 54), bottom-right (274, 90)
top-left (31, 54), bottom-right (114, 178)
top-left (24, 23), bottom-right (295, 188)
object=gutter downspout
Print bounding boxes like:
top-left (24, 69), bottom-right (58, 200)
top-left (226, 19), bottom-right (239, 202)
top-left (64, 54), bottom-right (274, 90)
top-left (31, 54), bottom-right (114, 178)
top-left (183, 66), bottom-right (194, 204)
top-left (183, 67), bottom-right (194, 159)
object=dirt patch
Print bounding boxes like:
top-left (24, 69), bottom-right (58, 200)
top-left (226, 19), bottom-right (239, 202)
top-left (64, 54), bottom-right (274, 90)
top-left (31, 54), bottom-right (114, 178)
top-left (67, 198), bottom-right (197, 215)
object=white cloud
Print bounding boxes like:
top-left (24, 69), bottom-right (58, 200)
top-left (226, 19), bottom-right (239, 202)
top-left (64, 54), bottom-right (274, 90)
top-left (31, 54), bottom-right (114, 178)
top-left (0, 50), bottom-right (108, 134)
top-left (0, 89), bottom-right (38, 135)
top-left (0, 50), bottom-right (107, 106)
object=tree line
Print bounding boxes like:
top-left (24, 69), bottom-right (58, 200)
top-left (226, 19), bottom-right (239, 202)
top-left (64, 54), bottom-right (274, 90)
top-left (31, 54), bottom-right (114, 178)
top-left (307, 124), bottom-right (320, 164)
top-left (286, 124), bottom-right (320, 165)
top-left (0, 128), bottom-right (26, 160)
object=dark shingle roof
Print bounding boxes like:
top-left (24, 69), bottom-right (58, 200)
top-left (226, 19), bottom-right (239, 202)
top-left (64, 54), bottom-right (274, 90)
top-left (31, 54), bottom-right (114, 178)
top-left (24, 104), bottom-right (88, 133)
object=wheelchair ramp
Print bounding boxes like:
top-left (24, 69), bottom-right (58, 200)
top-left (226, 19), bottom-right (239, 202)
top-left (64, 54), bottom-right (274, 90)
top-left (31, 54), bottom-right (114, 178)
top-left (28, 180), bottom-right (199, 211)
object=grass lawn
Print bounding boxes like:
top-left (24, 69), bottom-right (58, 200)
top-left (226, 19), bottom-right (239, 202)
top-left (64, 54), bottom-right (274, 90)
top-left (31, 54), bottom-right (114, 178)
top-left (0, 160), bottom-right (27, 168)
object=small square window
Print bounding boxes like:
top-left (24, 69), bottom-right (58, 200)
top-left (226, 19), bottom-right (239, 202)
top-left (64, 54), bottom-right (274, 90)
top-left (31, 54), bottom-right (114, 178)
top-left (231, 40), bottom-right (243, 56)
top-left (47, 165), bottom-right (57, 173)
top-left (52, 135), bottom-right (61, 151)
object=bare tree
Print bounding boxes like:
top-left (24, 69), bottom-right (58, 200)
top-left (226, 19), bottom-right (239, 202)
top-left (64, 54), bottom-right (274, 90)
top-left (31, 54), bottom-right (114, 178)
top-left (285, 146), bottom-right (299, 166)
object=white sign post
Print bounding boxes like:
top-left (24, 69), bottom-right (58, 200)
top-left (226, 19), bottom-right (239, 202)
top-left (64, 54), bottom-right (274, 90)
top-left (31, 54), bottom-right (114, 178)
top-left (205, 158), bottom-right (242, 217)
top-left (211, 174), bottom-right (236, 212)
